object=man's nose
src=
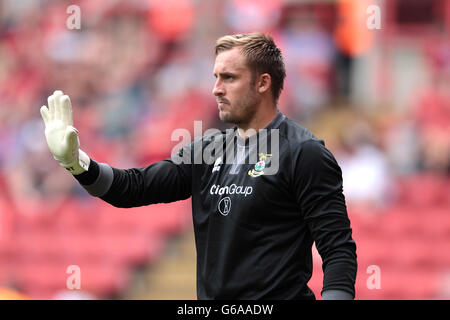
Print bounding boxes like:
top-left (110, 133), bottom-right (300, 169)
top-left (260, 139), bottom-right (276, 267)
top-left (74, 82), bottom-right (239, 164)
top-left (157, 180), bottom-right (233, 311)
top-left (212, 80), bottom-right (224, 96)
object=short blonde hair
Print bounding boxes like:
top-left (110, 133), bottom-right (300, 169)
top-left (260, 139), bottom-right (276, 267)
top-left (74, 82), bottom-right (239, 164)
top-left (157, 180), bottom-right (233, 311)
top-left (215, 32), bottom-right (286, 103)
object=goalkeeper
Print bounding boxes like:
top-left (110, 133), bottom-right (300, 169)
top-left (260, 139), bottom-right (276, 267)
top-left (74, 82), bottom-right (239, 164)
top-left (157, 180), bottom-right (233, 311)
top-left (41, 33), bottom-right (357, 300)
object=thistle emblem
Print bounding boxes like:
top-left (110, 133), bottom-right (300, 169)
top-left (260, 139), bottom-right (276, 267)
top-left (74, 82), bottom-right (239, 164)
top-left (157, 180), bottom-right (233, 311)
top-left (254, 161), bottom-right (265, 172)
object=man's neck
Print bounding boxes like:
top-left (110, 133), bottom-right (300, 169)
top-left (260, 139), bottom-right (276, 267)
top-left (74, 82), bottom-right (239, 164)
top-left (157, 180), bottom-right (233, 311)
top-left (237, 107), bottom-right (278, 140)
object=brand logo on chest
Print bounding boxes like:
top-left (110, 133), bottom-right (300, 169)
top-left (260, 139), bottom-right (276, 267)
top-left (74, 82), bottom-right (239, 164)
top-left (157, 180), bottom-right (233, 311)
top-left (218, 197), bottom-right (232, 216)
top-left (212, 157), bottom-right (222, 173)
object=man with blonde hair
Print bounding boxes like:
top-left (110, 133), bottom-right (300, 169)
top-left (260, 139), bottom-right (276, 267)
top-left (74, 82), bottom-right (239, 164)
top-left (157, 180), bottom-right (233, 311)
top-left (41, 32), bottom-right (357, 300)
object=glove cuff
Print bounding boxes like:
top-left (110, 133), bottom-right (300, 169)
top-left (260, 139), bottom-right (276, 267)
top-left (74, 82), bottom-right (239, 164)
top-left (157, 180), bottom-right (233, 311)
top-left (61, 149), bottom-right (90, 175)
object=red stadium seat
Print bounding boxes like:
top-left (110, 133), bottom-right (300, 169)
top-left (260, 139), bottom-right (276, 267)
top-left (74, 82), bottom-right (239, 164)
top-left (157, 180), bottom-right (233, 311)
top-left (422, 207), bottom-right (450, 239)
top-left (355, 266), bottom-right (442, 300)
top-left (395, 174), bottom-right (448, 208)
top-left (14, 229), bottom-right (66, 262)
top-left (353, 236), bottom-right (393, 267)
top-left (99, 230), bottom-right (165, 267)
top-left (73, 261), bottom-right (129, 297)
top-left (54, 199), bottom-right (101, 233)
top-left (59, 230), bottom-right (109, 264)
top-left (15, 261), bottom-right (69, 294)
top-left (98, 205), bottom-right (142, 233)
top-left (15, 258), bottom-right (130, 299)
top-left (391, 238), bottom-right (438, 270)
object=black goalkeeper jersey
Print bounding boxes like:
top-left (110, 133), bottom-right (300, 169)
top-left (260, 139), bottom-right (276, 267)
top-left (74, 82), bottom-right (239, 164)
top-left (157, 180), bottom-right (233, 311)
top-left (74, 111), bottom-right (357, 300)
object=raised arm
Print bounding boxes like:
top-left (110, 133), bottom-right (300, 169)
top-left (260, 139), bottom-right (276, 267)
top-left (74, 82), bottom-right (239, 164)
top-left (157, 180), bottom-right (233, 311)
top-left (41, 90), bottom-right (193, 208)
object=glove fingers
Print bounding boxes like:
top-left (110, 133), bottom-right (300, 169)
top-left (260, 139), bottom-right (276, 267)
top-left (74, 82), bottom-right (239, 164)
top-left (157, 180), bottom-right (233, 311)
top-left (40, 106), bottom-right (50, 127)
top-left (53, 90), bottom-right (63, 121)
top-left (47, 96), bottom-right (55, 120)
top-left (61, 95), bottom-right (73, 126)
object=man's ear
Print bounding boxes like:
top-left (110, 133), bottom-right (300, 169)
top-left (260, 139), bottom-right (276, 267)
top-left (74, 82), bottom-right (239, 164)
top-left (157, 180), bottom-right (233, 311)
top-left (257, 73), bottom-right (271, 94)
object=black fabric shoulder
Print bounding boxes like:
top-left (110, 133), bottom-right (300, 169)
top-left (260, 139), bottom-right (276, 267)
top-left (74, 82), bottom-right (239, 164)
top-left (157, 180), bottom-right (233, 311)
top-left (279, 118), bottom-right (318, 144)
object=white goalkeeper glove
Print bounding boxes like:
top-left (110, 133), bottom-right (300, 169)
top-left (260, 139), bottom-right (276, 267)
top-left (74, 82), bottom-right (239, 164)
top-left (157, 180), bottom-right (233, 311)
top-left (40, 90), bottom-right (90, 175)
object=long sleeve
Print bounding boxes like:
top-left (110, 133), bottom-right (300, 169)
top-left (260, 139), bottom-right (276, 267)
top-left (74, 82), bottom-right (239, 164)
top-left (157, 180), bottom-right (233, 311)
top-left (292, 139), bottom-right (357, 298)
top-left (73, 143), bottom-right (193, 208)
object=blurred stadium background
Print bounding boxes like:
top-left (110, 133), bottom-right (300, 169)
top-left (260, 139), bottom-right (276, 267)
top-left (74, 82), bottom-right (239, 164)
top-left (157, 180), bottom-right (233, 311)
top-left (0, 0), bottom-right (449, 300)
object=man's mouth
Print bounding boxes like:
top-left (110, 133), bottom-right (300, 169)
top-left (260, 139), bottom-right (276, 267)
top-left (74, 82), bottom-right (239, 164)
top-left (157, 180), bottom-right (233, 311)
top-left (217, 100), bottom-right (229, 110)
top-left (217, 99), bottom-right (229, 105)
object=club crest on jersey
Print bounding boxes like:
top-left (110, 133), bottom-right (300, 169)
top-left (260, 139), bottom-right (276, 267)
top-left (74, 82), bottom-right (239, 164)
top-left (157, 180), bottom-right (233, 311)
top-left (248, 153), bottom-right (272, 177)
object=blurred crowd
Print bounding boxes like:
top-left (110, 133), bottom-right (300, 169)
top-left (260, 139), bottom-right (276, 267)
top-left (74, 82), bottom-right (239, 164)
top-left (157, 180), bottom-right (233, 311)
top-left (0, 0), bottom-right (449, 299)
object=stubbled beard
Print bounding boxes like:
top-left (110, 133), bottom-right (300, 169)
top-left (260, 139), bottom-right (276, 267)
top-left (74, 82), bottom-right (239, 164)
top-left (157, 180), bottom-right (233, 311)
top-left (219, 88), bottom-right (260, 125)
